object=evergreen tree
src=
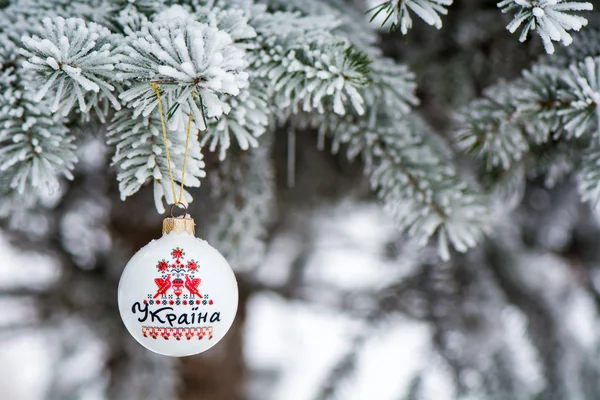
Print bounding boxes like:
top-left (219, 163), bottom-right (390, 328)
top-left (1, 0), bottom-right (600, 399)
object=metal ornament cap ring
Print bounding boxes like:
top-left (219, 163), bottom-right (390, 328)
top-left (164, 203), bottom-right (195, 235)
top-left (170, 202), bottom-right (188, 218)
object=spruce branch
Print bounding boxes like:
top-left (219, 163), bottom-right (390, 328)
top-left (110, 6), bottom-right (150, 36)
top-left (0, 87), bottom-right (76, 213)
top-left (206, 134), bottom-right (275, 270)
top-left (293, 36), bottom-right (483, 258)
top-left (515, 65), bottom-right (566, 141)
top-left (250, 10), bottom-right (371, 116)
top-left (265, 0), bottom-right (380, 53)
top-left (366, 58), bottom-right (420, 115)
top-left (367, 0), bottom-right (454, 34)
top-left (0, 0), bottom-right (97, 38)
top-left (107, 109), bottom-right (206, 213)
top-left (191, 5), bottom-right (269, 159)
top-left (457, 57), bottom-right (600, 175)
top-left (118, 16), bottom-right (249, 131)
top-left (559, 56), bottom-right (600, 137)
top-left (498, 0), bottom-right (594, 54)
top-left (578, 146), bottom-right (600, 210)
top-left (368, 117), bottom-right (488, 259)
top-left (200, 82), bottom-right (271, 160)
top-left (192, 5), bottom-right (372, 159)
top-left (456, 84), bottom-right (530, 170)
top-left (0, 34), bottom-right (76, 215)
top-left (20, 17), bottom-right (121, 115)
top-left (108, 0), bottom-right (165, 17)
top-left (548, 27), bottom-right (600, 67)
top-left (192, 5), bottom-right (257, 46)
top-left (318, 108), bottom-right (488, 259)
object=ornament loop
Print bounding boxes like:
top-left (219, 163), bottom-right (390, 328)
top-left (170, 202), bottom-right (188, 218)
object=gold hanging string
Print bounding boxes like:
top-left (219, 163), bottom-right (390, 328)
top-left (150, 82), bottom-right (194, 206)
top-left (180, 92), bottom-right (194, 203)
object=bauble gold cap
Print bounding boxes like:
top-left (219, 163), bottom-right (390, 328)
top-left (163, 217), bottom-right (195, 235)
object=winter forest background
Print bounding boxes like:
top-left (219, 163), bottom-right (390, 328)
top-left (1, 0), bottom-right (600, 399)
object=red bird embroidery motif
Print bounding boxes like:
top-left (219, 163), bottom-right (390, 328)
top-left (185, 274), bottom-right (201, 298)
top-left (153, 275), bottom-right (172, 299)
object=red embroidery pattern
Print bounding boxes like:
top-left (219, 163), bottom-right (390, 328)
top-left (142, 326), bottom-right (214, 340)
top-left (187, 260), bottom-right (198, 271)
top-left (172, 248), bottom-right (183, 259)
top-left (148, 247), bottom-right (214, 306)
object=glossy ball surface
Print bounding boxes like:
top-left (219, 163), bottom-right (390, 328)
top-left (118, 232), bottom-right (238, 357)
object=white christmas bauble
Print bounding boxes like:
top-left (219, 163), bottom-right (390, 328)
top-left (118, 217), bottom-right (238, 357)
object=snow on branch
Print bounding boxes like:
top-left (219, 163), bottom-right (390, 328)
top-left (20, 17), bottom-right (121, 115)
top-left (287, 39), bottom-right (482, 258)
top-left (368, 0), bottom-right (454, 34)
top-left (192, 6), bottom-right (269, 160)
top-left (0, 81), bottom-right (76, 206)
top-left (560, 56), bottom-right (600, 136)
top-left (549, 28), bottom-right (600, 67)
top-left (200, 83), bottom-right (271, 160)
top-left (570, 57), bottom-right (600, 210)
top-left (266, 0), bottom-right (379, 53)
top-left (118, 15), bottom-right (249, 131)
top-left (457, 56), bottom-right (600, 175)
top-left (456, 84), bottom-right (530, 171)
top-left (250, 10), bottom-right (371, 117)
top-left (498, 0), bottom-right (594, 54)
top-left (109, 0), bottom-right (165, 17)
top-left (578, 147), bottom-right (600, 210)
top-left (360, 114), bottom-right (487, 258)
top-left (107, 109), bottom-right (206, 214)
top-left (314, 100), bottom-right (488, 259)
top-left (0, 35), bottom-right (76, 216)
top-left (365, 58), bottom-right (419, 115)
top-left (456, 52), bottom-right (600, 217)
top-left (192, 6), bottom-right (257, 46)
top-left (369, 117), bottom-right (488, 260)
top-left (206, 134), bottom-right (275, 270)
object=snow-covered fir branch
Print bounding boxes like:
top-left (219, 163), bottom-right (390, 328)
top-left (456, 32), bottom-right (600, 213)
top-left (0, 0), bottom-right (498, 257)
top-left (0, 36), bottom-right (77, 215)
top-left (20, 17), bottom-right (121, 115)
top-left (367, 0), bottom-right (454, 34)
top-left (192, 5), bottom-right (271, 159)
top-left (578, 147), bottom-right (600, 210)
top-left (457, 56), bottom-right (600, 168)
top-left (0, 0), bottom-right (97, 37)
top-left (109, 0), bottom-right (165, 17)
top-left (10, 0), bottom-right (594, 258)
top-left (117, 12), bottom-right (249, 130)
top-left (7, 1), bottom-right (374, 215)
top-left (265, 0), bottom-right (380, 54)
top-left (318, 108), bottom-right (488, 260)
top-left (206, 133), bottom-right (275, 271)
top-left (249, 7), bottom-right (371, 116)
top-left (498, 0), bottom-right (594, 54)
top-left (560, 56), bottom-right (600, 136)
top-left (304, 51), bottom-right (487, 258)
top-left (107, 109), bottom-right (206, 213)
top-left (365, 58), bottom-right (420, 114)
top-left (200, 83), bottom-right (270, 160)
top-left (196, 3), bottom-right (374, 159)
top-left (457, 83), bottom-right (531, 171)
top-left (368, 0), bottom-right (594, 54)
